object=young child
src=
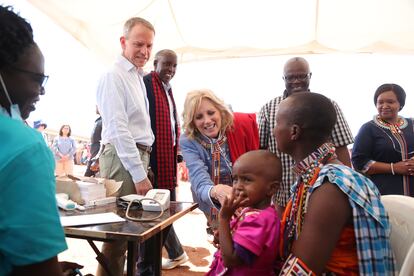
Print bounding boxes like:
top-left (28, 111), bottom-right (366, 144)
top-left (207, 150), bottom-right (282, 276)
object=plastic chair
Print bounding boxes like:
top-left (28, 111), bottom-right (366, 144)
top-left (399, 242), bottom-right (414, 276)
top-left (381, 195), bottom-right (414, 275)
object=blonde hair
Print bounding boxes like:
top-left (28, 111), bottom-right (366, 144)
top-left (182, 89), bottom-right (233, 139)
top-left (123, 17), bottom-right (155, 38)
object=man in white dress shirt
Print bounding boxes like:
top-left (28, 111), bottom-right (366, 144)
top-left (96, 17), bottom-right (155, 276)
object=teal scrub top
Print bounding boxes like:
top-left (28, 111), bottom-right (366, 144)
top-left (0, 114), bottom-right (67, 275)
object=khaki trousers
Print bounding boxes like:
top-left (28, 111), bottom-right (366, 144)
top-left (96, 144), bottom-right (149, 276)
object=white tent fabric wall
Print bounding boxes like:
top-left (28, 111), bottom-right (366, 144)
top-left (171, 53), bottom-right (414, 138)
top-left (27, 0), bottom-right (414, 66)
top-left (4, 0), bottom-right (414, 138)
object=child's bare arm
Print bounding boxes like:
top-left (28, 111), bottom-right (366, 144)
top-left (218, 192), bottom-right (246, 267)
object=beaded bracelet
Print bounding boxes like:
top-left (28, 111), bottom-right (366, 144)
top-left (390, 163), bottom-right (395, 175)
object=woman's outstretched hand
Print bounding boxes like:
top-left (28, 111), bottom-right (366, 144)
top-left (211, 184), bottom-right (233, 205)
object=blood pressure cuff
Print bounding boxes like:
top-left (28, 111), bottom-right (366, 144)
top-left (116, 197), bottom-right (142, 210)
top-left (279, 253), bottom-right (315, 276)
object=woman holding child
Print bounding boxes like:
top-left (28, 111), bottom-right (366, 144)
top-left (180, 89), bottom-right (259, 234)
top-left (275, 92), bottom-right (395, 275)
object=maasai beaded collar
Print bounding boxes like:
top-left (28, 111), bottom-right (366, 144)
top-left (283, 142), bottom-right (337, 251)
top-left (374, 115), bottom-right (408, 134)
top-left (292, 143), bottom-right (337, 186)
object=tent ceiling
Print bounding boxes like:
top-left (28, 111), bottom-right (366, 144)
top-left (28, 0), bottom-right (414, 65)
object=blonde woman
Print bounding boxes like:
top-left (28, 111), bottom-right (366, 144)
top-left (52, 124), bottom-right (76, 176)
top-left (179, 89), bottom-right (259, 237)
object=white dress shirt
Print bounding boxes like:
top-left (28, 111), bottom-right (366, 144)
top-left (97, 55), bottom-right (154, 183)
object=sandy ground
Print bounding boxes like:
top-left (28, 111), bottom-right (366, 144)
top-left (58, 165), bottom-right (216, 275)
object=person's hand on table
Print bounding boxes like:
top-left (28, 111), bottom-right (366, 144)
top-left (135, 177), bottom-right (153, 195)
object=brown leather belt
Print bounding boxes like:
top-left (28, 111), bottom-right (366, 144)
top-left (136, 143), bottom-right (152, 154)
top-left (102, 143), bottom-right (152, 154)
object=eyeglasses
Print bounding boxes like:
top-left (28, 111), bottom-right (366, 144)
top-left (283, 73), bottom-right (311, 83)
top-left (8, 65), bottom-right (49, 88)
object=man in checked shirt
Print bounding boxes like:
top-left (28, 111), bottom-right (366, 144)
top-left (258, 57), bottom-right (354, 213)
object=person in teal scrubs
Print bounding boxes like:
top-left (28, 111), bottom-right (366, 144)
top-left (0, 5), bottom-right (84, 276)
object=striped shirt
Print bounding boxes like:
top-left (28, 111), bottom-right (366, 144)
top-left (258, 92), bottom-right (354, 206)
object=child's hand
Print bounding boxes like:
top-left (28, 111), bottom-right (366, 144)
top-left (212, 229), bottom-right (220, 248)
top-left (219, 190), bottom-right (247, 221)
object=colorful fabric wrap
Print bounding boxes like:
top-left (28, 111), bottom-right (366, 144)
top-left (314, 164), bottom-right (396, 275)
top-left (280, 143), bottom-right (396, 275)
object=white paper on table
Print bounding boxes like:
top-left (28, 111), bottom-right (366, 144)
top-left (60, 212), bottom-right (125, 227)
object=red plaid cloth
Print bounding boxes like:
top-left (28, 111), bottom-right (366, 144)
top-left (150, 72), bottom-right (179, 190)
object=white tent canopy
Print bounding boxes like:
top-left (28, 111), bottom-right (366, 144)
top-left (5, 0), bottom-right (414, 138)
top-left (28, 0), bottom-right (414, 66)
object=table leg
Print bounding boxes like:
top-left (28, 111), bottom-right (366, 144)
top-left (153, 225), bottom-right (172, 276)
top-left (127, 241), bottom-right (137, 276)
top-left (86, 239), bottom-right (114, 276)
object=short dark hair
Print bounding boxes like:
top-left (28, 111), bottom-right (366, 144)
top-left (154, 49), bottom-right (177, 61)
top-left (374, 83), bottom-right (406, 110)
top-left (0, 5), bottom-right (34, 68)
top-left (288, 92), bottom-right (337, 142)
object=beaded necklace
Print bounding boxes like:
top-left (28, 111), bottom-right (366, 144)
top-left (374, 115), bottom-right (407, 134)
top-left (282, 143), bottom-right (337, 257)
top-left (372, 116), bottom-right (413, 156)
top-left (196, 132), bottom-right (232, 230)
top-left (195, 132), bottom-right (232, 185)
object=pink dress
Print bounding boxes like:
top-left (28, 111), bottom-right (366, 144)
top-left (207, 206), bottom-right (280, 276)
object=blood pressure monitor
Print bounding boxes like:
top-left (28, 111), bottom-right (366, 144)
top-left (141, 189), bottom-right (170, 212)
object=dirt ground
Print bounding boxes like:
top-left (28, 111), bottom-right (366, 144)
top-left (59, 165), bottom-right (216, 275)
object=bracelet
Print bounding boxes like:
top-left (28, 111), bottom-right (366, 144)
top-left (390, 163), bottom-right (395, 175)
top-left (280, 253), bottom-right (315, 275)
